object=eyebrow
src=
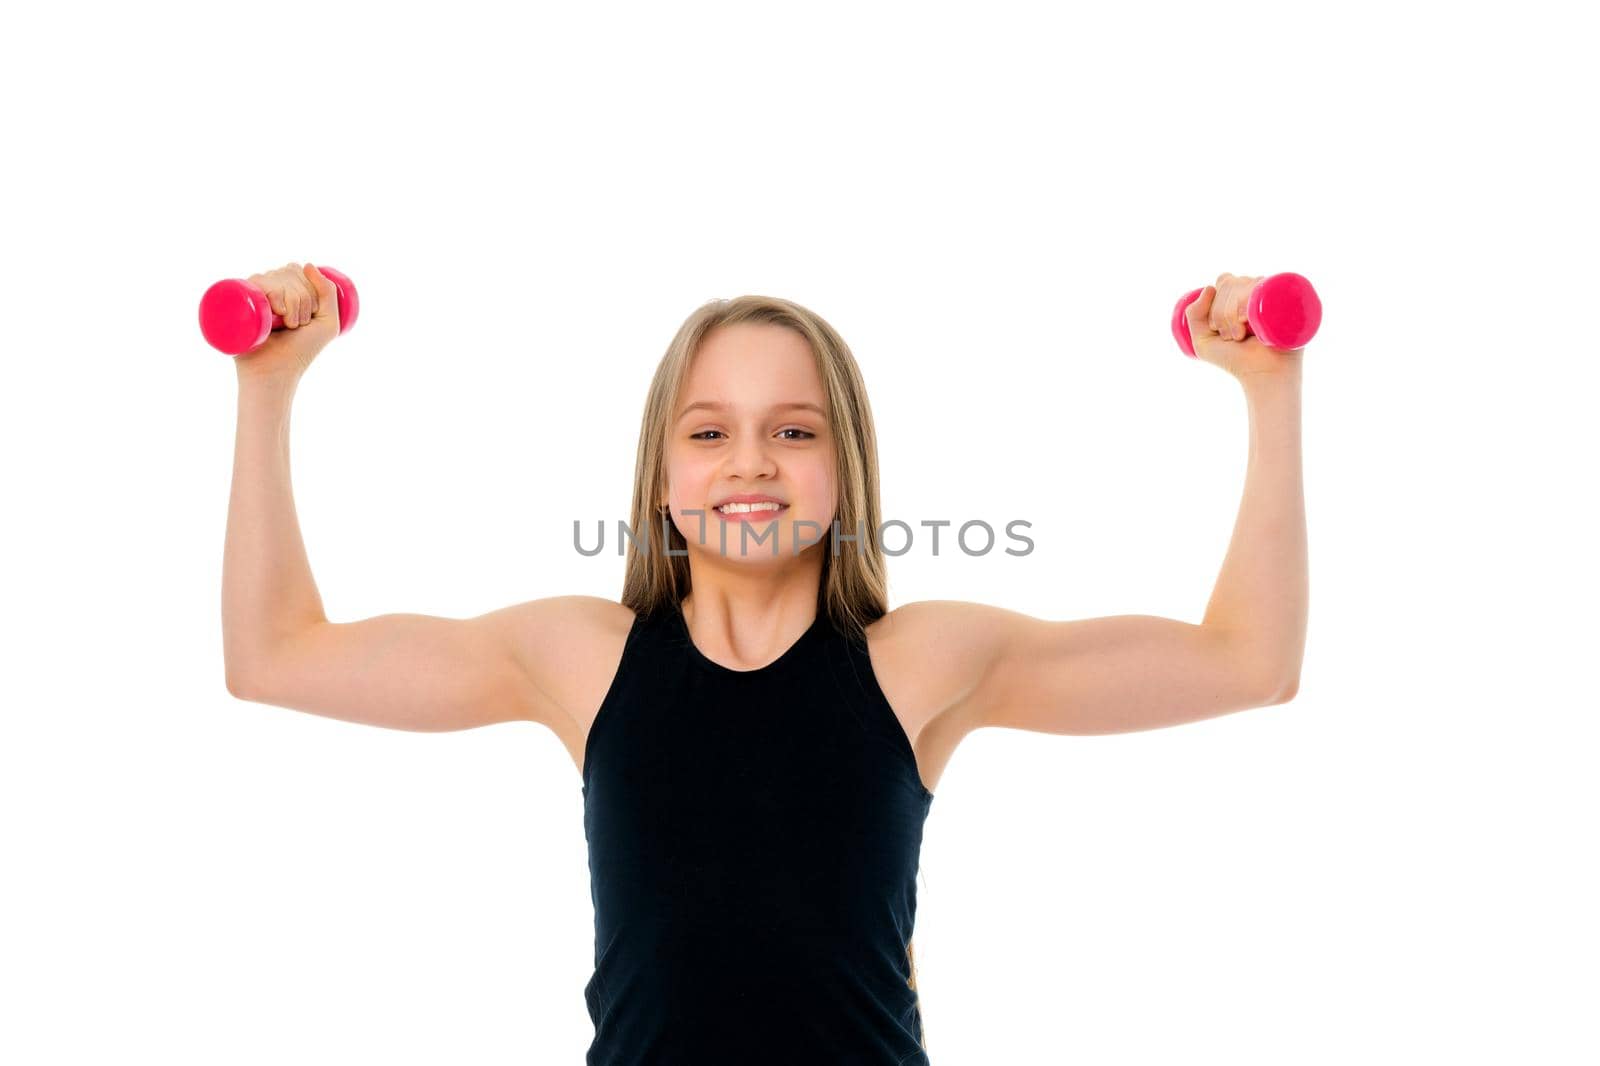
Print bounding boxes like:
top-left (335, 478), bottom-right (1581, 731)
top-left (675, 400), bottom-right (827, 421)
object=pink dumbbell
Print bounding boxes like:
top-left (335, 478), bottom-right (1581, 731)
top-left (198, 265), bottom-right (360, 356)
top-left (1170, 272), bottom-right (1321, 357)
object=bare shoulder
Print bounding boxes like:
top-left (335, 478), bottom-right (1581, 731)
top-left (863, 599), bottom-right (1014, 792)
top-left (863, 600), bottom-right (1016, 722)
top-left (493, 596), bottom-right (636, 743)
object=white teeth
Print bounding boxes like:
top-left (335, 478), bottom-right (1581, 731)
top-left (717, 501), bottom-right (785, 513)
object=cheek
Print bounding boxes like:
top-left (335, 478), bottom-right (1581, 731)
top-left (798, 465), bottom-right (836, 512)
top-left (665, 454), bottom-right (715, 497)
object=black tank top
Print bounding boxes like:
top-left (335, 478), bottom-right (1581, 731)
top-left (580, 598), bottom-right (936, 1065)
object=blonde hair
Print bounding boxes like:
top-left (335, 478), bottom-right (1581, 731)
top-left (618, 294), bottom-right (926, 1051)
top-left (620, 294), bottom-right (890, 644)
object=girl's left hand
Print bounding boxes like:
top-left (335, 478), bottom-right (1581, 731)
top-left (1185, 273), bottom-right (1304, 380)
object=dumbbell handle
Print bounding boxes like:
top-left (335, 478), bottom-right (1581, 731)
top-left (1170, 272), bottom-right (1321, 357)
top-left (198, 265), bottom-right (360, 356)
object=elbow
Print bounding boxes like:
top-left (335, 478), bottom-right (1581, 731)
top-left (1232, 645), bottom-right (1301, 706)
top-left (1258, 672), bottom-right (1300, 706)
top-left (225, 664), bottom-right (259, 700)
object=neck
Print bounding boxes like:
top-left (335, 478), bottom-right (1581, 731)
top-left (679, 568), bottom-right (823, 669)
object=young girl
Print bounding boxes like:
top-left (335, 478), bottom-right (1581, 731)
top-left (222, 262), bottom-right (1308, 1065)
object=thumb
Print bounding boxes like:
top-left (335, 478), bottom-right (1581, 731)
top-left (304, 263), bottom-right (340, 323)
top-left (1184, 285), bottom-right (1215, 334)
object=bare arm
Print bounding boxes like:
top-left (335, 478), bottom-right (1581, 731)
top-left (220, 372), bottom-right (324, 688)
top-left (221, 370), bottom-right (561, 729)
top-left (219, 263), bottom-right (572, 732)
top-left (964, 370), bottom-right (1304, 736)
top-left (920, 277), bottom-right (1308, 738)
top-left (1199, 366), bottom-right (1307, 697)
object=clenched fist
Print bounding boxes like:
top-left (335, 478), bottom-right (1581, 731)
top-left (1185, 273), bottom-right (1304, 381)
top-left (235, 262), bottom-right (341, 381)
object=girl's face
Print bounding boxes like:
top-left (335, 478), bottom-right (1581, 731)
top-left (662, 322), bottom-right (838, 564)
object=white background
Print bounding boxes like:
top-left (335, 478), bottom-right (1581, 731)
top-left (3, 1), bottom-right (1596, 1062)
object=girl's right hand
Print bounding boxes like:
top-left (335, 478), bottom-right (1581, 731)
top-left (234, 262), bottom-right (341, 382)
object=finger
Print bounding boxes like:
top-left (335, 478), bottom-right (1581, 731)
top-left (279, 265), bottom-right (295, 320)
top-left (1221, 274), bottom-right (1250, 338)
top-left (293, 275), bottom-right (317, 325)
top-left (1223, 276), bottom-right (1249, 339)
top-left (304, 263), bottom-right (339, 322)
top-left (1185, 285), bottom-right (1216, 339)
top-left (258, 277), bottom-right (288, 319)
top-left (281, 263), bottom-right (301, 325)
top-left (1209, 277), bottom-right (1228, 335)
top-left (1212, 276), bottom-right (1239, 340)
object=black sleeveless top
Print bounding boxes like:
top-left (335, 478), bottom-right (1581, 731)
top-left (580, 599), bottom-right (936, 1065)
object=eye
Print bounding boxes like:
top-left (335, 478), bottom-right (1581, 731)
top-left (689, 428), bottom-right (815, 441)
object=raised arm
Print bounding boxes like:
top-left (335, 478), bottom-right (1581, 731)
top-left (904, 275), bottom-right (1308, 739)
top-left (1186, 275), bottom-right (1309, 694)
top-left (219, 263), bottom-right (586, 733)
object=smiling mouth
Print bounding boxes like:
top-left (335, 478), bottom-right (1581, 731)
top-left (713, 502), bottom-right (790, 516)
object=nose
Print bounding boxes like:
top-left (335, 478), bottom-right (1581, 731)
top-left (725, 429), bottom-right (779, 481)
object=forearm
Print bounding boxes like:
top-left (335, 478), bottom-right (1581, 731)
top-left (222, 373), bottom-right (328, 683)
top-left (1201, 368), bottom-right (1308, 691)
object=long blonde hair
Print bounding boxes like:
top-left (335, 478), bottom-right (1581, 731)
top-left (619, 294), bottom-right (890, 644)
top-left (618, 294), bottom-right (926, 1050)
